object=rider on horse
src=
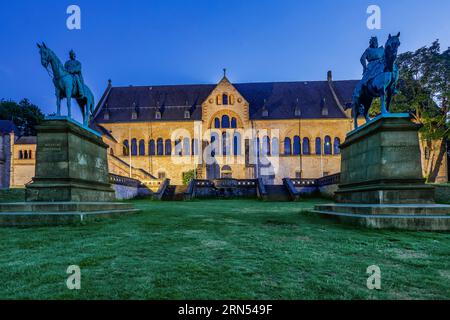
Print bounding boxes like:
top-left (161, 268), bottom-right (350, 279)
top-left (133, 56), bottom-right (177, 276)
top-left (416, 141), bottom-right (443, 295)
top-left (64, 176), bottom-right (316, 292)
top-left (64, 50), bottom-right (85, 98)
top-left (353, 37), bottom-right (385, 100)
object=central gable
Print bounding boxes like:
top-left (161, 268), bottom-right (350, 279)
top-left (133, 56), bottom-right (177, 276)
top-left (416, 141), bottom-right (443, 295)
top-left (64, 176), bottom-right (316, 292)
top-left (201, 76), bottom-right (250, 127)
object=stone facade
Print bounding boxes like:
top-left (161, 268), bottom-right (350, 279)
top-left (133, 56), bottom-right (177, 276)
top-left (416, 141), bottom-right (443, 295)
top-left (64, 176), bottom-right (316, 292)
top-left (3, 74), bottom-right (448, 187)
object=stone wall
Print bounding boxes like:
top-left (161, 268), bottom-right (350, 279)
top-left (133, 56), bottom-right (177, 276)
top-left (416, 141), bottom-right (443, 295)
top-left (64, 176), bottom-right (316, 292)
top-left (10, 136), bottom-right (36, 188)
top-left (434, 184), bottom-right (450, 204)
top-left (0, 134), bottom-right (11, 189)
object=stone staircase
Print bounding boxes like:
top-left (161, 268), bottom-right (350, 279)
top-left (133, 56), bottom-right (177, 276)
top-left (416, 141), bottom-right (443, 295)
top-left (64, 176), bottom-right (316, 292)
top-left (264, 184), bottom-right (291, 201)
top-left (162, 185), bottom-right (188, 201)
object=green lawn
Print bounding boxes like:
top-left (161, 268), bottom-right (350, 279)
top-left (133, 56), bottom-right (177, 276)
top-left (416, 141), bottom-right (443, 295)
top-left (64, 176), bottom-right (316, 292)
top-left (0, 198), bottom-right (449, 299)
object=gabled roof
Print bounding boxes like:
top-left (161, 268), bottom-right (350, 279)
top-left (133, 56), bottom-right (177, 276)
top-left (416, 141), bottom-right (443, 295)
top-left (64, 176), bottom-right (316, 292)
top-left (15, 136), bottom-right (36, 145)
top-left (92, 79), bottom-right (358, 124)
top-left (0, 120), bottom-right (18, 135)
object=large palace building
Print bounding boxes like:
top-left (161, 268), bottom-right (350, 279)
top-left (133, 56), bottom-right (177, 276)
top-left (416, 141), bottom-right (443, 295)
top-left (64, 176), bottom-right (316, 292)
top-left (1, 71), bottom-right (448, 189)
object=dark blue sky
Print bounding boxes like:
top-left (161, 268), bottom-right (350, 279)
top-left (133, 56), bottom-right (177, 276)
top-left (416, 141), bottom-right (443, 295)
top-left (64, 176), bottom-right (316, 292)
top-left (0, 0), bottom-right (449, 120)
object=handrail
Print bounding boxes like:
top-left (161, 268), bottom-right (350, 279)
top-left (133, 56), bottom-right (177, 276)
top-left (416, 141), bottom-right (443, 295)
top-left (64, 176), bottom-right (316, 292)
top-left (184, 179), bottom-right (196, 200)
top-left (283, 178), bottom-right (300, 201)
top-left (154, 178), bottom-right (170, 200)
top-left (256, 177), bottom-right (267, 199)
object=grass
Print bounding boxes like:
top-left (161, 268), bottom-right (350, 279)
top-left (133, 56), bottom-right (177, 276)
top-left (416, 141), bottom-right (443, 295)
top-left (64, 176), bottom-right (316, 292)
top-left (0, 198), bottom-right (449, 299)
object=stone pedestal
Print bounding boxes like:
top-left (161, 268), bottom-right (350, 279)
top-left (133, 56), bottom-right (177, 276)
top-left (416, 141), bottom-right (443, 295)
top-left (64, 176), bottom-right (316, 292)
top-left (314, 114), bottom-right (450, 231)
top-left (0, 117), bottom-right (138, 227)
top-left (336, 114), bottom-right (435, 204)
top-left (26, 118), bottom-right (115, 202)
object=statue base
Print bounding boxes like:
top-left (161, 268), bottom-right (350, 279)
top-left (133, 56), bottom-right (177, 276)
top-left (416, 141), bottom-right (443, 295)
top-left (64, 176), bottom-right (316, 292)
top-left (313, 114), bottom-right (450, 231)
top-left (25, 117), bottom-right (115, 202)
top-left (0, 117), bottom-right (140, 227)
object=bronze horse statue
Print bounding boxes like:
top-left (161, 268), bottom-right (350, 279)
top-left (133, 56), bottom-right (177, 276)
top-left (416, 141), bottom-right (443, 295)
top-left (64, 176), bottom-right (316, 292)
top-left (351, 33), bottom-right (401, 129)
top-left (37, 43), bottom-right (95, 126)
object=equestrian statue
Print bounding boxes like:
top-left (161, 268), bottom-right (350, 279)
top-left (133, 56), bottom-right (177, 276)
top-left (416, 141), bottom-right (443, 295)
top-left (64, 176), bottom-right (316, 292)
top-left (37, 42), bottom-right (95, 126)
top-left (350, 33), bottom-right (401, 129)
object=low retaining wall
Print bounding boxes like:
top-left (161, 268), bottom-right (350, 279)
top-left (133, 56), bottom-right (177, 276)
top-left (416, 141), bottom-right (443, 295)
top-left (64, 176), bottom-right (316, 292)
top-left (109, 174), bottom-right (152, 200)
top-left (434, 184), bottom-right (450, 203)
top-left (191, 179), bottom-right (258, 199)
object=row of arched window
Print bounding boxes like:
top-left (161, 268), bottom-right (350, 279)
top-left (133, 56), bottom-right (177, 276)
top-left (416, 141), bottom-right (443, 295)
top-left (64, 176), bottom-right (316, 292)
top-left (123, 138), bottom-right (200, 156)
top-left (18, 150), bottom-right (33, 159)
top-left (122, 136), bottom-right (341, 157)
top-left (216, 94), bottom-right (235, 105)
top-left (214, 115), bottom-right (238, 129)
top-left (283, 136), bottom-right (341, 155)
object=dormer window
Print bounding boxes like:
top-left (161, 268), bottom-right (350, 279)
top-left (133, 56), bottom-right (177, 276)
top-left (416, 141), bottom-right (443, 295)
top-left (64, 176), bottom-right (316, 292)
top-left (155, 111), bottom-right (162, 120)
top-left (262, 109), bottom-right (268, 118)
top-left (295, 106), bottom-right (301, 117)
top-left (184, 110), bottom-right (190, 119)
top-left (222, 94), bottom-right (229, 105)
top-left (103, 111), bottom-right (110, 120)
top-left (131, 102), bottom-right (138, 120)
top-left (321, 98), bottom-right (328, 116)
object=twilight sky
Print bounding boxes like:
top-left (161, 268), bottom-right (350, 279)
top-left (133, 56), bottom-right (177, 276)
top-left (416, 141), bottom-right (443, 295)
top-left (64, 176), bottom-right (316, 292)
top-left (0, 0), bottom-right (449, 121)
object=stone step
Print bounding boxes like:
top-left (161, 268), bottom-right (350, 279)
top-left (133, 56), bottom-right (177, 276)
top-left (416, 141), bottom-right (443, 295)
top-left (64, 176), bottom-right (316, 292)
top-left (0, 202), bottom-right (134, 213)
top-left (264, 185), bottom-right (291, 201)
top-left (315, 203), bottom-right (450, 216)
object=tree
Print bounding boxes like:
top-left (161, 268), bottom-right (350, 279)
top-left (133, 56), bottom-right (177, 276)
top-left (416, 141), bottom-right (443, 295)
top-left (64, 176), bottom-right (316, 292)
top-left (377, 40), bottom-right (449, 182)
top-left (0, 99), bottom-right (45, 136)
top-left (182, 170), bottom-right (196, 185)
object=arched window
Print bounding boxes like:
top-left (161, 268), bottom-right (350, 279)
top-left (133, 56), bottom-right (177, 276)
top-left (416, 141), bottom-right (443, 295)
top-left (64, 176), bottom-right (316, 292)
top-left (131, 139), bottom-right (137, 156)
top-left (19, 150), bottom-right (23, 159)
top-left (302, 137), bottom-right (310, 155)
top-left (183, 137), bottom-right (190, 156)
top-left (229, 95), bottom-right (235, 105)
top-left (334, 137), bottom-right (341, 154)
top-left (211, 133), bottom-right (219, 157)
top-left (192, 139), bottom-right (199, 156)
top-left (231, 117), bottom-right (237, 128)
top-left (272, 137), bottom-right (279, 156)
top-left (293, 136), bottom-right (301, 155)
top-left (233, 132), bottom-right (241, 156)
top-left (315, 137), bottom-right (322, 155)
top-left (222, 94), bottom-right (229, 105)
top-left (174, 139), bottom-right (182, 156)
top-left (123, 140), bottom-right (129, 156)
top-left (262, 136), bottom-right (270, 156)
top-left (139, 139), bottom-right (145, 156)
top-left (256, 137), bottom-right (261, 156)
top-left (222, 115), bottom-right (230, 128)
top-left (29, 150), bottom-right (32, 159)
top-left (214, 117), bottom-right (220, 129)
top-left (222, 132), bottom-right (230, 156)
top-left (24, 150), bottom-right (29, 159)
top-left (157, 138), bottom-right (164, 155)
top-left (149, 139), bottom-right (155, 156)
top-left (324, 136), bottom-right (332, 155)
top-left (165, 139), bottom-right (172, 155)
top-left (284, 137), bottom-right (292, 155)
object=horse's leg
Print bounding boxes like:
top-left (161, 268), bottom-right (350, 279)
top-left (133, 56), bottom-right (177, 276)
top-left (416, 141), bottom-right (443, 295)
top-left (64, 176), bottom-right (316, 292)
top-left (56, 92), bottom-right (61, 116)
top-left (353, 103), bottom-right (359, 129)
top-left (66, 88), bottom-right (72, 118)
top-left (364, 98), bottom-right (373, 122)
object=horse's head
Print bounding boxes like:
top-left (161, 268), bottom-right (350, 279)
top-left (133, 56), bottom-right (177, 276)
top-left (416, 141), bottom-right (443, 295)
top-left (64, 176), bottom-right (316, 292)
top-left (37, 42), bottom-right (51, 68)
top-left (386, 32), bottom-right (401, 55)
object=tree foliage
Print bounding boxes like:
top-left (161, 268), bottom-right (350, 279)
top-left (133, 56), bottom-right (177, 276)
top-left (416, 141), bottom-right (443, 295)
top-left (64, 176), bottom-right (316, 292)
top-left (0, 99), bottom-right (45, 136)
top-left (394, 40), bottom-right (449, 140)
